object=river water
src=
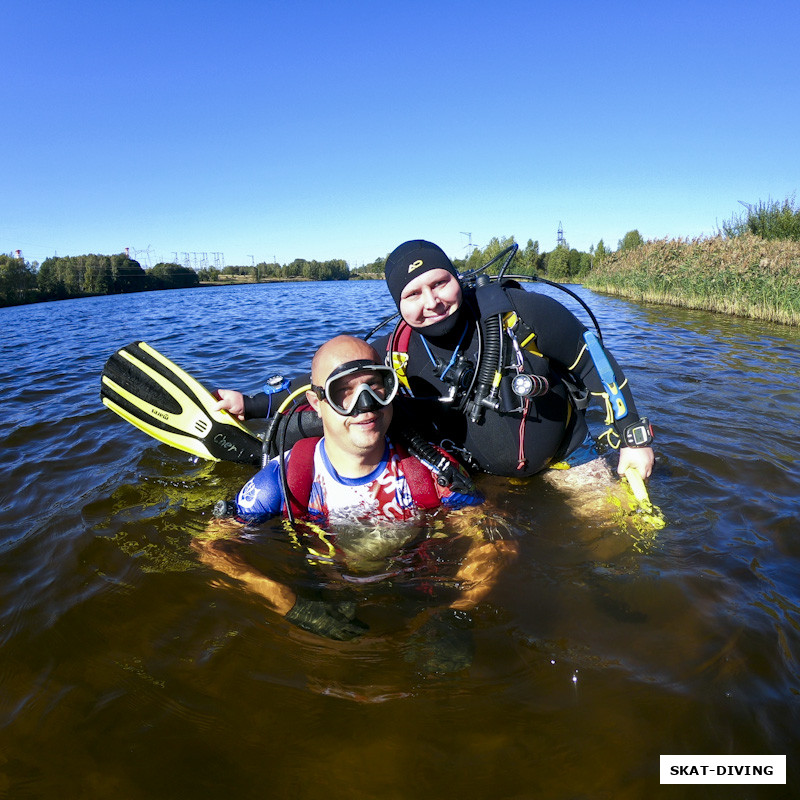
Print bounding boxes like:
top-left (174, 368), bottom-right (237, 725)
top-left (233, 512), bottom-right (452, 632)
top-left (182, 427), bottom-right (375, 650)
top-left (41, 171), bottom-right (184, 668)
top-left (1, 281), bottom-right (798, 799)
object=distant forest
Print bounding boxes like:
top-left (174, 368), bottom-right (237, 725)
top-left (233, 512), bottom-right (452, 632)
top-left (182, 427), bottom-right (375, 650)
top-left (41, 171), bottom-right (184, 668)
top-left (351, 235), bottom-right (609, 282)
top-left (0, 253), bottom-right (199, 307)
top-left (203, 257), bottom-right (350, 283)
top-left (8, 197), bottom-right (796, 308)
top-left (1, 235), bottom-right (616, 308)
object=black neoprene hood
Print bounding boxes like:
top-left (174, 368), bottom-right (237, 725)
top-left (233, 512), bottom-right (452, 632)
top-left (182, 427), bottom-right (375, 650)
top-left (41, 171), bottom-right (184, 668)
top-left (384, 239), bottom-right (459, 308)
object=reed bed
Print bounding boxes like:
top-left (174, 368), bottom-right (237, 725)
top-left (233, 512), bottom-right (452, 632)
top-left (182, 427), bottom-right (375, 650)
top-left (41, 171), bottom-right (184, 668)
top-left (584, 234), bottom-right (800, 325)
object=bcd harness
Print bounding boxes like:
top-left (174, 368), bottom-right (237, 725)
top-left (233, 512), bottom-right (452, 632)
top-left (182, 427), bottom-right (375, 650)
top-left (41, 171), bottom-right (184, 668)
top-left (281, 437), bottom-right (474, 571)
top-left (386, 284), bottom-right (570, 471)
top-left (385, 280), bottom-right (648, 469)
top-left (389, 306), bottom-right (554, 407)
top-left (214, 433), bottom-right (469, 566)
top-left (283, 436), bottom-right (456, 520)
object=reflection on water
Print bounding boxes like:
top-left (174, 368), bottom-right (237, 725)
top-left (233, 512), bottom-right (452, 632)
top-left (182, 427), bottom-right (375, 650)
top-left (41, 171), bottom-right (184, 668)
top-left (1, 283), bottom-right (798, 798)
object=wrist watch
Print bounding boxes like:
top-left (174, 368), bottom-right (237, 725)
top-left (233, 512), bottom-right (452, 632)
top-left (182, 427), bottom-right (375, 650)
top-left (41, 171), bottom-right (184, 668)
top-left (263, 374), bottom-right (289, 395)
top-left (622, 417), bottom-right (654, 448)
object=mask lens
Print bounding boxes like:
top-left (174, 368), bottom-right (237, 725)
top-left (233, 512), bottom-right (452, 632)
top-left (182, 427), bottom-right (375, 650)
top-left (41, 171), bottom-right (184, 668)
top-left (324, 365), bottom-right (398, 415)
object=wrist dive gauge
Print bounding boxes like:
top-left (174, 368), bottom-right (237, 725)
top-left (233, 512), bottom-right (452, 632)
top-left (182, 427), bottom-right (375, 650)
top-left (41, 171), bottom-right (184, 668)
top-left (263, 374), bottom-right (290, 394)
top-left (622, 417), bottom-right (654, 448)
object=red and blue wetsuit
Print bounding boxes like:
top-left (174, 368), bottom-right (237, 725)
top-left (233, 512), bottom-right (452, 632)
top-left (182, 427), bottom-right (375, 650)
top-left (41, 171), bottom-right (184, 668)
top-left (235, 436), bottom-right (483, 526)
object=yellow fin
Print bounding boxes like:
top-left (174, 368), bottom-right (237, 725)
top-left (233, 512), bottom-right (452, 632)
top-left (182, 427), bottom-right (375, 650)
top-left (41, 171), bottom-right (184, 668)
top-left (623, 467), bottom-right (666, 532)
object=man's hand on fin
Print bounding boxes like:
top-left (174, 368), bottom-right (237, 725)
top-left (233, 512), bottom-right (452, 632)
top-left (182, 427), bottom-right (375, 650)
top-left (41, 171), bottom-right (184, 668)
top-left (214, 389), bottom-right (246, 420)
top-left (285, 597), bottom-right (369, 641)
top-left (617, 446), bottom-right (654, 479)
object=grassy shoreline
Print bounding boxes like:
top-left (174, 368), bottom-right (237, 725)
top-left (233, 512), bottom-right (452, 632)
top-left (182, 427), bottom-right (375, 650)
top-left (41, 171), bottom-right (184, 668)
top-left (584, 234), bottom-right (800, 326)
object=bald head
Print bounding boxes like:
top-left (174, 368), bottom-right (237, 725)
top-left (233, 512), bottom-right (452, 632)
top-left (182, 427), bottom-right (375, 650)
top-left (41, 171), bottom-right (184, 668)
top-left (306, 336), bottom-right (393, 472)
top-left (311, 336), bottom-right (382, 385)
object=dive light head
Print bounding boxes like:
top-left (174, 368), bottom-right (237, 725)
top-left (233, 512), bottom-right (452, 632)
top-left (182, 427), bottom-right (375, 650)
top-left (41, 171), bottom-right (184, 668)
top-left (511, 373), bottom-right (550, 398)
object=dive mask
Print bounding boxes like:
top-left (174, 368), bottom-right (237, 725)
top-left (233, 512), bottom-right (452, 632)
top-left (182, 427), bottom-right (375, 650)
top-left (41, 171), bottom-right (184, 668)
top-left (311, 359), bottom-right (399, 416)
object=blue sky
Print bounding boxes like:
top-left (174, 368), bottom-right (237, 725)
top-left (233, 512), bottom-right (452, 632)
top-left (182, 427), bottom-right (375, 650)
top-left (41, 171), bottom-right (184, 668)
top-left (4, 0), bottom-right (799, 269)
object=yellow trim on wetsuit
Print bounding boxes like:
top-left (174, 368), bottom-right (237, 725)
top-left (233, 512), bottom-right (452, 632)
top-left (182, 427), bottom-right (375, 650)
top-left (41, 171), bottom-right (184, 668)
top-left (391, 352), bottom-right (411, 390)
top-left (568, 343), bottom-right (587, 373)
top-left (504, 312), bottom-right (544, 356)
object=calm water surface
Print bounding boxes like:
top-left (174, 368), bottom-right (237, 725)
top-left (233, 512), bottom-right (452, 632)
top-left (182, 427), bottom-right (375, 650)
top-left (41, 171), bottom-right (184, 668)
top-left (1, 282), bottom-right (798, 799)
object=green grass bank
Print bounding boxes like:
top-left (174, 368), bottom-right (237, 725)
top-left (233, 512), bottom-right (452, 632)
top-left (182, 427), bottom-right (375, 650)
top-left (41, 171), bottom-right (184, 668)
top-left (584, 234), bottom-right (800, 326)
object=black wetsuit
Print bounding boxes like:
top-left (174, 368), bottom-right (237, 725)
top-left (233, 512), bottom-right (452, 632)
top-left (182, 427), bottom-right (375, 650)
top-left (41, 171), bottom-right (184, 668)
top-left (373, 285), bottom-right (642, 476)
top-left (243, 284), bottom-right (643, 478)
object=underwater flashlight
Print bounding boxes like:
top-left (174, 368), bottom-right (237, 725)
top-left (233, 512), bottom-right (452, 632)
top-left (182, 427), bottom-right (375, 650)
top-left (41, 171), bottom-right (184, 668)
top-left (511, 373), bottom-right (549, 398)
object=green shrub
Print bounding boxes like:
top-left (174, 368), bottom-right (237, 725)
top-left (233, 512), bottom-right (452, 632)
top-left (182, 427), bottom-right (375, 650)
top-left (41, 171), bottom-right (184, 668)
top-left (721, 196), bottom-right (800, 241)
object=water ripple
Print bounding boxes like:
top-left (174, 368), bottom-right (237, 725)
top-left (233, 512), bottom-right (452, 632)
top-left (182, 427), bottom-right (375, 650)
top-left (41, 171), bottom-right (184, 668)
top-left (2, 282), bottom-right (799, 795)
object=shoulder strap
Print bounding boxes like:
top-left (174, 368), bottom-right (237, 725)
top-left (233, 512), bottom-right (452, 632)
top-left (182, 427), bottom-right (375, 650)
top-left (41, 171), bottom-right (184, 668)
top-left (387, 321), bottom-right (414, 390)
top-left (285, 436), bottom-right (321, 519)
top-left (388, 319), bottom-right (413, 352)
top-left (393, 442), bottom-right (443, 510)
top-left (286, 435), bottom-right (445, 516)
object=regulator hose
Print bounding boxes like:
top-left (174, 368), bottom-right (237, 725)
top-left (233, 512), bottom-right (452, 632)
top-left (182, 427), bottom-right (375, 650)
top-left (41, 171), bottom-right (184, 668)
top-left (396, 428), bottom-right (476, 494)
top-left (261, 385), bottom-right (314, 524)
top-left (468, 275), bottom-right (502, 423)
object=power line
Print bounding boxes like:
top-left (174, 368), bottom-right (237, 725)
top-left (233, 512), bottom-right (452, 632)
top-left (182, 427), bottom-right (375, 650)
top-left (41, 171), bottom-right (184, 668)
top-left (460, 231), bottom-right (477, 257)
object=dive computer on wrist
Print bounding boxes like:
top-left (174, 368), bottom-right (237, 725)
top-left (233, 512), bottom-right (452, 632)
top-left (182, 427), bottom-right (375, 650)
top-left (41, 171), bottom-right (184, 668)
top-left (263, 374), bottom-right (290, 394)
top-left (622, 417), bottom-right (653, 448)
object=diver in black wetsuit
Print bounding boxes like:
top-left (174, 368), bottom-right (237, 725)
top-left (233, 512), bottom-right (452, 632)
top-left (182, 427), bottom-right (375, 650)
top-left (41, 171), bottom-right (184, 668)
top-left (215, 240), bottom-right (654, 481)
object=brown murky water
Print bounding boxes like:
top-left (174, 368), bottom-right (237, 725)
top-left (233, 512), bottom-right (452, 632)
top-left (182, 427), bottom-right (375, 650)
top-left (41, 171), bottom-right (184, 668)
top-left (1, 282), bottom-right (797, 798)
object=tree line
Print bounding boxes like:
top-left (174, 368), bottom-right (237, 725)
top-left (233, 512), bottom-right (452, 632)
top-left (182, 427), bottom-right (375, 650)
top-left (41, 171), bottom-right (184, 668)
top-left (199, 257), bottom-right (350, 282)
top-left (1, 234), bottom-right (638, 308)
top-left (0, 254), bottom-right (199, 307)
top-left (586, 196), bottom-right (800, 326)
top-left (8, 196), bottom-right (794, 308)
top-left (351, 235), bottom-right (636, 282)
